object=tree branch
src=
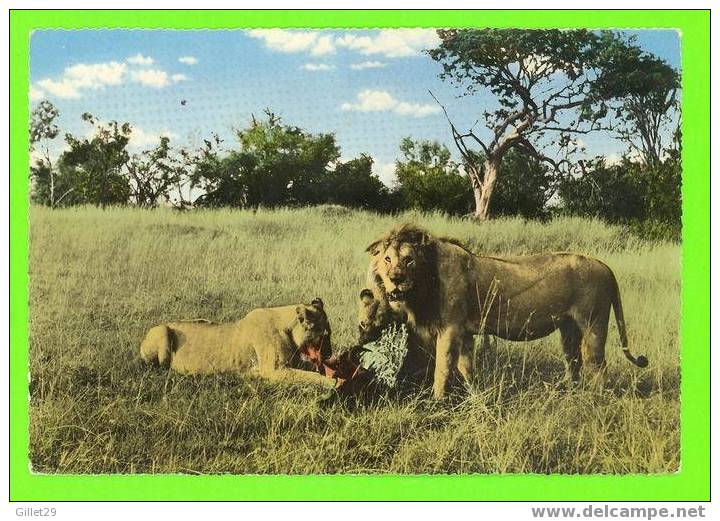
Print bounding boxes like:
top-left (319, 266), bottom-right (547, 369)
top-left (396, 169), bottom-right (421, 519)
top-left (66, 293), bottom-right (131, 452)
top-left (429, 90), bottom-right (490, 159)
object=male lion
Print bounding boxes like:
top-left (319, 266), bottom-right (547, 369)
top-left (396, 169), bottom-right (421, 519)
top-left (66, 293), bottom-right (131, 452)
top-left (366, 224), bottom-right (648, 399)
top-left (140, 298), bottom-right (341, 389)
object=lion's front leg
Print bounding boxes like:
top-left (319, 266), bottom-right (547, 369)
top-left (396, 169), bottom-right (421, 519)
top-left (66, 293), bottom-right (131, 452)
top-left (433, 328), bottom-right (461, 399)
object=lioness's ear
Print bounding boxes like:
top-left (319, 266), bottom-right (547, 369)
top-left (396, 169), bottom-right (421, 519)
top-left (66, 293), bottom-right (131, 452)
top-left (311, 297), bottom-right (324, 310)
top-left (366, 239), bottom-right (382, 256)
top-left (296, 305), bottom-right (306, 323)
top-left (359, 288), bottom-right (374, 303)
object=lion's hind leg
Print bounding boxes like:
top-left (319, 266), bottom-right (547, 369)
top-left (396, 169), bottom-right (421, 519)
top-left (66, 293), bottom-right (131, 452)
top-left (454, 334), bottom-right (476, 389)
top-left (140, 325), bottom-right (172, 368)
top-left (578, 308), bottom-right (611, 389)
top-left (559, 319), bottom-right (582, 385)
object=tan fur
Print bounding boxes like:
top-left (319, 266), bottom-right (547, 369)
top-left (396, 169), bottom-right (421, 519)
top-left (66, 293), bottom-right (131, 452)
top-left (366, 224), bottom-right (648, 399)
top-left (140, 300), bottom-right (340, 389)
top-left (356, 289), bottom-right (437, 387)
top-left (356, 288), bottom-right (398, 344)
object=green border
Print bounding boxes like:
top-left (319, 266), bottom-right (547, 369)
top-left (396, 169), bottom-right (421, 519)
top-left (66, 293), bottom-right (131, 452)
top-left (10, 10), bottom-right (710, 501)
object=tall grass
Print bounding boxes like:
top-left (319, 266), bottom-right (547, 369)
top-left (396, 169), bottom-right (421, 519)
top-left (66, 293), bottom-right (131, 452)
top-left (28, 205), bottom-right (680, 474)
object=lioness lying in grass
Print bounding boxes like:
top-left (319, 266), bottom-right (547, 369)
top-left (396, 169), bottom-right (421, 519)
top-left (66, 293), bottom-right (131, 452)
top-left (140, 298), bottom-right (341, 389)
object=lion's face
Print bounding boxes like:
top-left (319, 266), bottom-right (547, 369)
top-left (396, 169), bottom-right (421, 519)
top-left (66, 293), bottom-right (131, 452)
top-left (357, 288), bottom-right (395, 343)
top-left (293, 298), bottom-right (332, 368)
top-left (374, 241), bottom-right (423, 302)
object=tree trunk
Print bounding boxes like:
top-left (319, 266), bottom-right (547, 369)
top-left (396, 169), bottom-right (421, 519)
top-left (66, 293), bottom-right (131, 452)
top-left (49, 170), bottom-right (55, 208)
top-left (472, 156), bottom-right (500, 220)
top-left (44, 145), bottom-right (55, 208)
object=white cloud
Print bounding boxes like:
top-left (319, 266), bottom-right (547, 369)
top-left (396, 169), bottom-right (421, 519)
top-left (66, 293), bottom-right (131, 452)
top-left (29, 85), bottom-right (45, 102)
top-left (37, 61), bottom-right (127, 99)
top-left (336, 29), bottom-right (439, 58)
top-left (247, 29), bottom-right (438, 59)
top-left (394, 101), bottom-right (441, 118)
top-left (301, 63), bottom-right (334, 72)
top-left (374, 161), bottom-right (397, 186)
top-left (64, 61), bottom-right (127, 86)
top-left (341, 90), bottom-right (396, 112)
top-left (311, 35), bottom-right (335, 56)
top-left (178, 56), bottom-right (198, 65)
top-left (605, 153), bottom-right (622, 166)
top-left (350, 60), bottom-right (386, 70)
top-left (129, 126), bottom-right (178, 149)
top-left (127, 53), bottom-right (154, 65)
top-left (131, 69), bottom-right (169, 88)
top-left (247, 29), bottom-right (335, 56)
top-left (37, 78), bottom-right (82, 99)
top-left (340, 89), bottom-right (440, 118)
top-left (35, 59), bottom-right (182, 99)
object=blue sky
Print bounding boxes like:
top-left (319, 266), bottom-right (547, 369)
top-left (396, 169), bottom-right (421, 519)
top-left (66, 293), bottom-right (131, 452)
top-left (30, 29), bottom-right (681, 185)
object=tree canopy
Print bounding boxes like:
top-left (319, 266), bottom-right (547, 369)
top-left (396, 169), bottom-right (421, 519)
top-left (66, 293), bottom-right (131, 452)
top-left (394, 137), bottom-right (473, 216)
top-left (428, 29), bottom-right (681, 219)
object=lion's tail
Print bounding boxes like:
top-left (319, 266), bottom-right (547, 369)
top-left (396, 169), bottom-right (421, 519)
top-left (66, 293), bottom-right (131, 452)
top-left (610, 273), bottom-right (649, 368)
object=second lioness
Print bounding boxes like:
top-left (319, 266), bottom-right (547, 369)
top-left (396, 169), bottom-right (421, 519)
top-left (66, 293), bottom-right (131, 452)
top-left (140, 298), bottom-right (340, 388)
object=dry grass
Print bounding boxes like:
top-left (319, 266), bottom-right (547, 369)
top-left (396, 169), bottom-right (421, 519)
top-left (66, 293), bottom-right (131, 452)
top-left (28, 205), bottom-right (680, 474)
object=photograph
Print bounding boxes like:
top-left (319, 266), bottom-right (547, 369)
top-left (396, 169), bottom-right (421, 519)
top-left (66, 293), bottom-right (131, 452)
top-left (10, 9), bottom-right (710, 502)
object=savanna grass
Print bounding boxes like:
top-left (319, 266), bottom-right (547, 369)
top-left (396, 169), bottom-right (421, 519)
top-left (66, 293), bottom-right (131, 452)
top-left (28, 205), bottom-right (680, 474)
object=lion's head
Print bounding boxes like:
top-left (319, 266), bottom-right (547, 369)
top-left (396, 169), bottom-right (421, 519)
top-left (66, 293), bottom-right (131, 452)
top-left (291, 297), bottom-right (332, 370)
top-left (366, 224), bottom-right (434, 303)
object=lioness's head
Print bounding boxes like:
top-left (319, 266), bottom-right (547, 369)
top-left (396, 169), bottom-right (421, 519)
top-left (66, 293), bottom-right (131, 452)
top-left (366, 224), bottom-right (432, 302)
top-left (292, 298), bottom-right (332, 369)
top-left (357, 288), bottom-right (396, 343)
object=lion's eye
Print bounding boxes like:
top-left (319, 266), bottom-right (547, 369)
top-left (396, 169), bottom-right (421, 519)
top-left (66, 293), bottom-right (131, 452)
top-left (406, 258), bottom-right (415, 266)
top-left (384, 256), bottom-right (391, 263)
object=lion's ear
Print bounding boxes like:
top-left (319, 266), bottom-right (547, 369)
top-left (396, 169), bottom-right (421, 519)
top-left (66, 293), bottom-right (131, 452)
top-left (365, 239), bottom-right (382, 256)
top-left (359, 288), bottom-right (374, 303)
top-left (416, 230), bottom-right (432, 248)
top-left (311, 297), bottom-right (324, 310)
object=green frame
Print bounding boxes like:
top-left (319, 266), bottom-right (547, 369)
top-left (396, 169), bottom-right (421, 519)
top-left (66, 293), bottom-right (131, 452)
top-left (10, 10), bottom-right (710, 501)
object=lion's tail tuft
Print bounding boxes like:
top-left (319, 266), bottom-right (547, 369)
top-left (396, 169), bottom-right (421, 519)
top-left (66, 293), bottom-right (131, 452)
top-left (611, 272), bottom-right (649, 368)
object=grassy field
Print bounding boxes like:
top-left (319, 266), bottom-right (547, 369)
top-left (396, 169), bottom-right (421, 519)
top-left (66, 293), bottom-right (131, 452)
top-left (28, 205), bottom-right (680, 474)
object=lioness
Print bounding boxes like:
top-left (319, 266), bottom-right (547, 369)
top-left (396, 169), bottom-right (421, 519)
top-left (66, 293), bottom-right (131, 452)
top-left (357, 288), bottom-right (398, 344)
top-left (139, 298), bottom-right (341, 389)
top-left (357, 288), bottom-right (436, 388)
top-left (366, 224), bottom-right (648, 399)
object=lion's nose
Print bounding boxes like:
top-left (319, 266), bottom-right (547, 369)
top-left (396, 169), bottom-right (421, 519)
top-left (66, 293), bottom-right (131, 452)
top-left (389, 272), bottom-right (405, 284)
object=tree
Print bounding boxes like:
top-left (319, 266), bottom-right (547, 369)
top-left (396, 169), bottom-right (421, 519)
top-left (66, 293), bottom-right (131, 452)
top-left (126, 136), bottom-right (192, 208)
top-left (428, 29), bottom-right (676, 219)
top-left (191, 110), bottom-right (340, 208)
top-left (489, 148), bottom-right (553, 219)
top-left (558, 126), bottom-right (681, 240)
top-left (29, 101), bottom-right (70, 207)
top-left (557, 157), bottom-right (646, 222)
top-left (59, 113), bottom-right (132, 206)
top-left (395, 137), bottom-right (473, 215)
top-left (323, 154), bottom-right (392, 211)
top-left (597, 55), bottom-right (680, 166)
top-left (238, 110), bottom-right (339, 207)
top-left (189, 135), bottom-right (256, 208)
